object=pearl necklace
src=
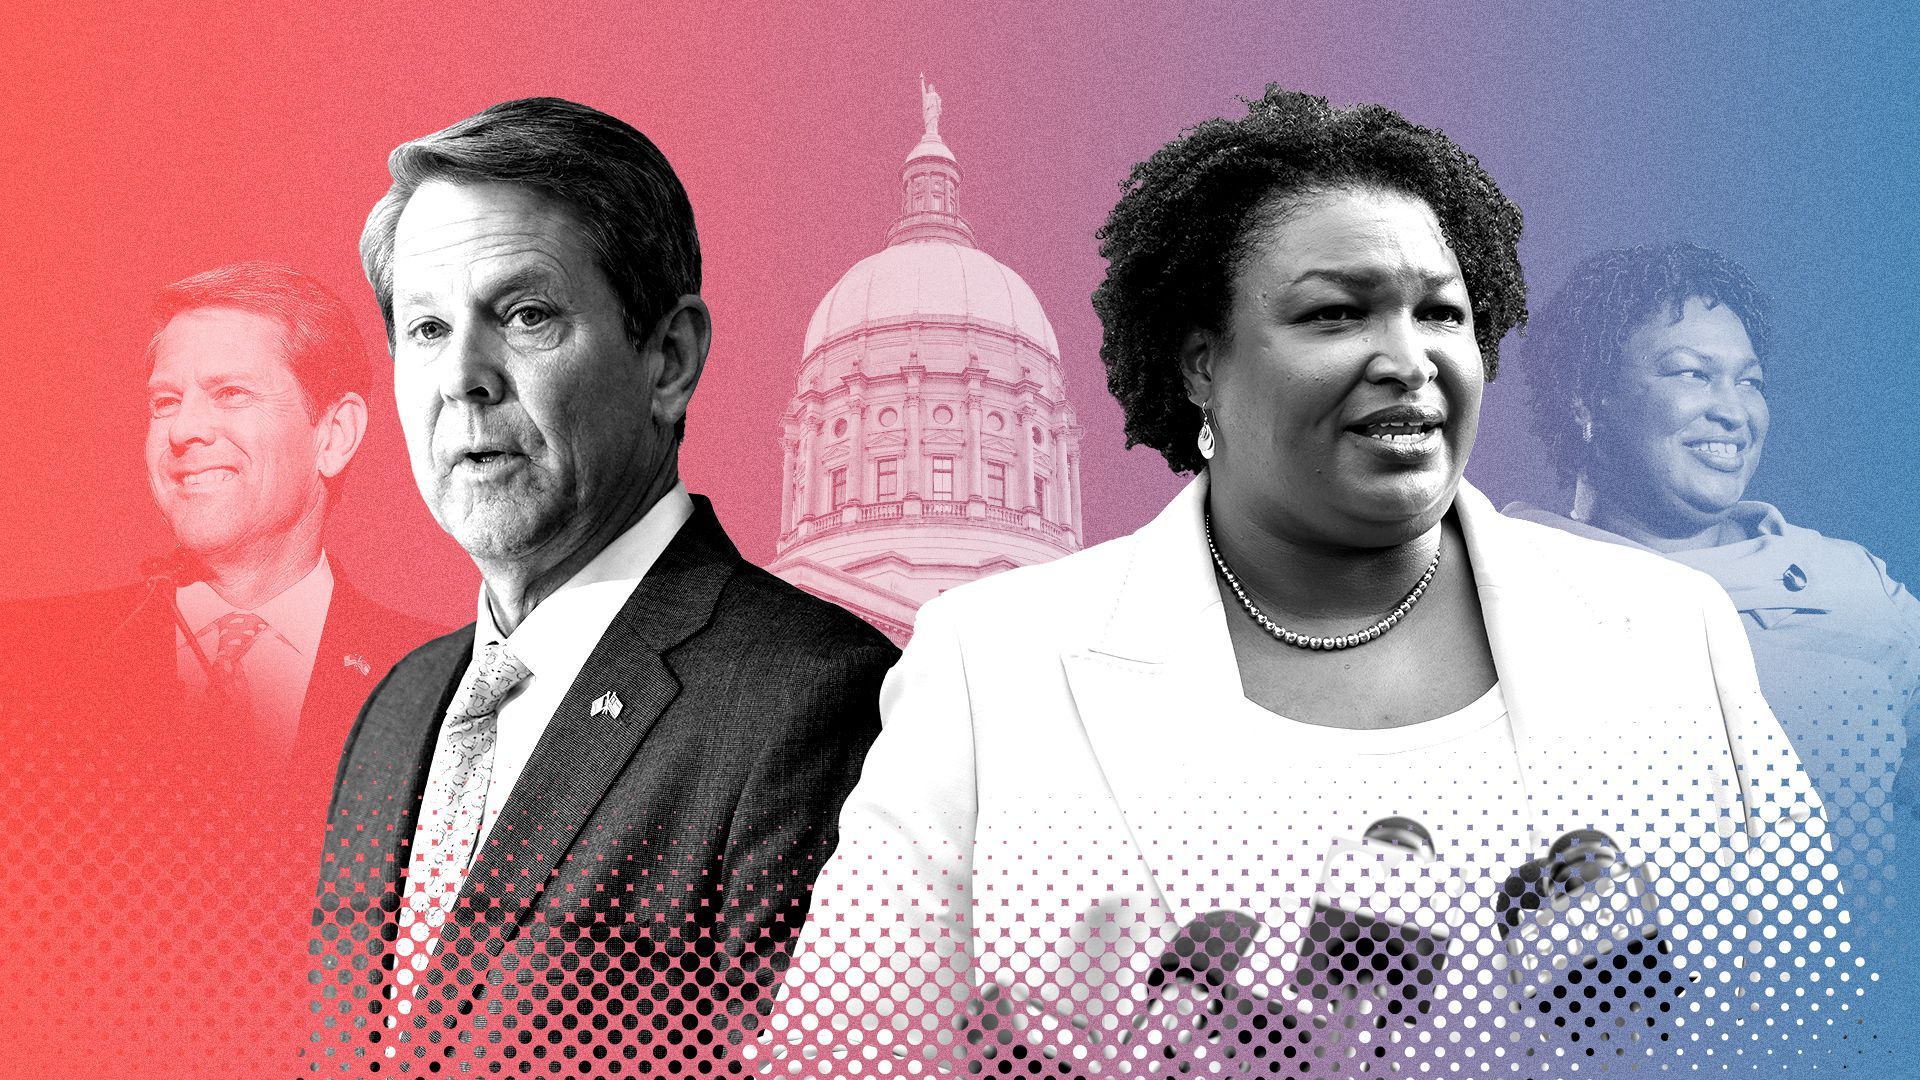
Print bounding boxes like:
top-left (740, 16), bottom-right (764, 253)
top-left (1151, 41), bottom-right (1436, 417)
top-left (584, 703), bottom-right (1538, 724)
top-left (1204, 511), bottom-right (1441, 651)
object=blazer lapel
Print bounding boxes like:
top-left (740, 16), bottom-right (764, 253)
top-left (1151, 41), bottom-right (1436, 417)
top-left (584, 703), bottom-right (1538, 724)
top-left (105, 581), bottom-right (185, 710)
top-left (1453, 483), bottom-right (1618, 856)
top-left (453, 498), bottom-right (738, 939)
top-left (293, 575), bottom-right (381, 772)
top-left (1062, 475), bottom-right (1228, 917)
top-left (1062, 478), bottom-right (1628, 904)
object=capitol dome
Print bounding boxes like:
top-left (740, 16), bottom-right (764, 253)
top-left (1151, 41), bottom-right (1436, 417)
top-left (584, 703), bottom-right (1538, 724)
top-left (803, 242), bottom-right (1060, 358)
top-left (770, 79), bottom-right (1084, 644)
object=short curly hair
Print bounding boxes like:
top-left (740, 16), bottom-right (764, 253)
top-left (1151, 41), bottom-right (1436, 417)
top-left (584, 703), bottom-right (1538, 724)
top-left (1522, 242), bottom-right (1771, 488)
top-left (1093, 87), bottom-right (1528, 474)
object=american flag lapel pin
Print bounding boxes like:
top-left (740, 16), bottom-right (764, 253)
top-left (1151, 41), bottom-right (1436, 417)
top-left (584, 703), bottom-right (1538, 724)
top-left (590, 691), bottom-right (623, 720)
top-left (343, 653), bottom-right (372, 676)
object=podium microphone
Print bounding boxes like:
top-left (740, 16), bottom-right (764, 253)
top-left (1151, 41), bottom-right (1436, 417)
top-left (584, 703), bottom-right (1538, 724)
top-left (1497, 829), bottom-right (1691, 1062)
top-left (116, 548), bottom-right (216, 679)
top-left (1111, 818), bottom-right (1452, 1075)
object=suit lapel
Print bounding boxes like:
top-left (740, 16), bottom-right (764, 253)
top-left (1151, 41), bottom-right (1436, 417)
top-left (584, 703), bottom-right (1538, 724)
top-left (453, 498), bottom-right (738, 939)
top-left (294, 575), bottom-right (381, 768)
top-left (323, 629), bottom-right (470, 910)
top-left (107, 581), bottom-right (184, 710)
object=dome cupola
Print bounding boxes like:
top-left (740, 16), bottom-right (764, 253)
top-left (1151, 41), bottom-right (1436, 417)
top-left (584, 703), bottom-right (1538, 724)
top-left (770, 79), bottom-right (1085, 643)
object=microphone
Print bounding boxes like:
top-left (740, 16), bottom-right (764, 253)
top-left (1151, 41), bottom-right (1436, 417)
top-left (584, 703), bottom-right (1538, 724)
top-left (117, 548), bottom-right (216, 680)
top-left (140, 548), bottom-right (207, 588)
top-left (1497, 829), bottom-right (1691, 1062)
top-left (1111, 818), bottom-right (1453, 1075)
top-left (1289, 816), bottom-right (1451, 1026)
top-left (959, 820), bottom-right (1453, 1077)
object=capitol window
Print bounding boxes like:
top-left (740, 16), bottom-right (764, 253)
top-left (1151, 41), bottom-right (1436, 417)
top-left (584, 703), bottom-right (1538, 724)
top-left (986, 461), bottom-right (1007, 507)
top-left (831, 467), bottom-right (848, 510)
top-left (1034, 477), bottom-right (1047, 517)
top-left (876, 457), bottom-right (898, 499)
top-left (931, 457), bottom-right (954, 499)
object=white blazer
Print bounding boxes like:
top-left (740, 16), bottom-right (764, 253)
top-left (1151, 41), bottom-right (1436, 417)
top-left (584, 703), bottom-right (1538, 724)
top-left (759, 475), bottom-right (1850, 1076)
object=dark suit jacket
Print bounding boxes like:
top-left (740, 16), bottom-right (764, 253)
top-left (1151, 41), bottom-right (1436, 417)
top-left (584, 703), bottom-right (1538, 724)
top-left (1, 567), bottom-right (442, 798)
top-left (310, 497), bottom-right (896, 1073)
top-left (0, 565), bottom-right (442, 1079)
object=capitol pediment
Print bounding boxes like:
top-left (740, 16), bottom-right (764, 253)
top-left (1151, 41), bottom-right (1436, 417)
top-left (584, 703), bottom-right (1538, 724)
top-left (843, 551), bottom-right (1025, 579)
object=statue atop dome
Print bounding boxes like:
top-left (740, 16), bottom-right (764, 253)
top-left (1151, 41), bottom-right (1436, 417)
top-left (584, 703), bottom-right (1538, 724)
top-left (919, 73), bottom-right (942, 138)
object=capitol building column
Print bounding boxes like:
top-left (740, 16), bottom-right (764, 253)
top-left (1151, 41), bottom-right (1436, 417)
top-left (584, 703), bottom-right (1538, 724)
top-left (963, 382), bottom-right (984, 505)
top-left (797, 408), bottom-right (818, 521)
top-left (1017, 402), bottom-right (1038, 514)
top-left (847, 393), bottom-right (867, 508)
top-left (778, 431), bottom-right (797, 534)
top-left (904, 364), bottom-right (924, 500)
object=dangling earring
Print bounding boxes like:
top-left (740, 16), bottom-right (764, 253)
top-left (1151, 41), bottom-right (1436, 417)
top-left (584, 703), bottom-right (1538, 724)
top-left (1581, 418), bottom-right (1593, 444)
top-left (1197, 407), bottom-right (1216, 461)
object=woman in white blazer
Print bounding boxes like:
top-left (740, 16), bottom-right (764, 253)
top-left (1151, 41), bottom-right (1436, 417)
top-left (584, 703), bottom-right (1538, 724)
top-left (757, 90), bottom-right (1852, 1078)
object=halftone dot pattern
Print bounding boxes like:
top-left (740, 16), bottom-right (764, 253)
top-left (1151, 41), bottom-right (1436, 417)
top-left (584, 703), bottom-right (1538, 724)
top-left (305, 777), bottom-right (837, 1075)
top-left (1743, 605), bottom-right (1916, 953)
top-left (1511, 468), bottom-right (1920, 978)
top-left (756, 729), bottom-right (1858, 1076)
top-left (0, 693), bottom-right (329, 1080)
top-left (744, 536), bottom-right (1890, 1078)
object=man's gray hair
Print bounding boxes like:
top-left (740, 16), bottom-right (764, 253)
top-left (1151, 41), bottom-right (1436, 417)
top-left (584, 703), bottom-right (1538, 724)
top-left (360, 97), bottom-right (702, 354)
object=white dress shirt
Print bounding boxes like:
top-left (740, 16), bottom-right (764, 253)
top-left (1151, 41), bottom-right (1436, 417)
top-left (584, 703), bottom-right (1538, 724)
top-left (175, 553), bottom-right (334, 760)
top-left (451, 483), bottom-right (693, 858)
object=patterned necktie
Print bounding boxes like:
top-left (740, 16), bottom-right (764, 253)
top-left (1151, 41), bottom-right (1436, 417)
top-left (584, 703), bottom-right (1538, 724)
top-left (206, 612), bottom-right (269, 715)
top-left (398, 642), bottom-right (531, 934)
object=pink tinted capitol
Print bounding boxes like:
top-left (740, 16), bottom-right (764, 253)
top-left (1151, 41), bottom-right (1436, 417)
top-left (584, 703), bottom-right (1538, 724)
top-left (771, 80), bottom-right (1084, 643)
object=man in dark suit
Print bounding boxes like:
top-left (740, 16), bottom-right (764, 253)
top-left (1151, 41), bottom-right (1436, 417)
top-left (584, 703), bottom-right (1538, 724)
top-left (3, 262), bottom-right (438, 788)
top-left (308, 98), bottom-right (896, 1075)
top-left (0, 263), bottom-right (441, 1080)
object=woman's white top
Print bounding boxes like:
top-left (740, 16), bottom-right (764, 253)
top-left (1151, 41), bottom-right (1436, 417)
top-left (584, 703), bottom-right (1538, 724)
top-left (757, 476), bottom-right (1852, 1076)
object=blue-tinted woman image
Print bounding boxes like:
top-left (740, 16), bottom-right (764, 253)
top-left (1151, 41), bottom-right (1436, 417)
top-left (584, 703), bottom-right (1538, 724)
top-left (1508, 242), bottom-right (1920, 909)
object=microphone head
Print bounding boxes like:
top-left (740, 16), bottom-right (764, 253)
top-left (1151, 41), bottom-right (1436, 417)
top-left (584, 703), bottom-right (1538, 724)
top-left (140, 548), bottom-right (206, 587)
top-left (1149, 909), bottom-right (1261, 992)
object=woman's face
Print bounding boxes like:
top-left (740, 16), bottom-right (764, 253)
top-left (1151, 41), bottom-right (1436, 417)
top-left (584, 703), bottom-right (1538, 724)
top-left (1588, 298), bottom-right (1767, 536)
top-left (1192, 187), bottom-right (1483, 549)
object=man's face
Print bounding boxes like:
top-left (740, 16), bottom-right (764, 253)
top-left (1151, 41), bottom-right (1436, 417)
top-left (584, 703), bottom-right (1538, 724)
top-left (146, 307), bottom-right (330, 559)
top-left (390, 180), bottom-right (671, 577)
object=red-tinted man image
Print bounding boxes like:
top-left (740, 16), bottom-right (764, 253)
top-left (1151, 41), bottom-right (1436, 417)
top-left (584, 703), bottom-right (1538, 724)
top-left (5, 262), bottom-right (439, 782)
top-left (0, 263), bottom-right (442, 1078)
